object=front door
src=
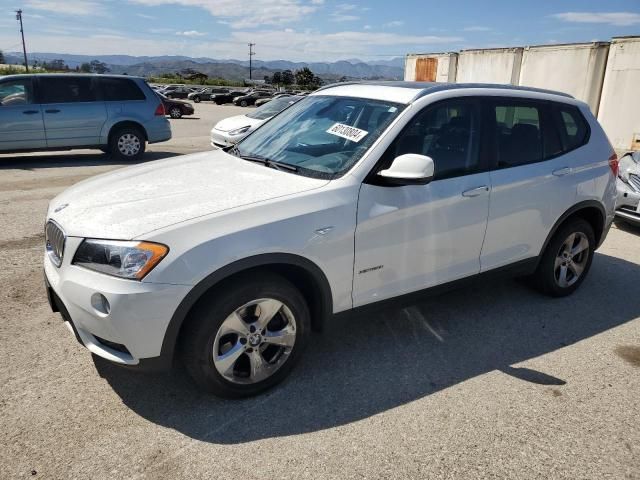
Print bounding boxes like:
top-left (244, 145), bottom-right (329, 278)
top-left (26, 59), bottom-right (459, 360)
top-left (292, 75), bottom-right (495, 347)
top-left (353, 98), bottom-right (491, 307)
top-left (0, 77), bottom-right (46, 151)
top-left (37, 76), bottom-right (107, 148)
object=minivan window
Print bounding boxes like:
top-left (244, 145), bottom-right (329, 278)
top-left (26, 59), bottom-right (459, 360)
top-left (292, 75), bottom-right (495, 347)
top-left (0, 79), bottom-right (34, 106)
top-left (39, 77), bottom-right (97, 104)
top-left (380, 99), bottom-right (481, 180)
top-left (556, 105), bottom-right (589, 152)
top-left (100, 78), bottom-right (146, 101)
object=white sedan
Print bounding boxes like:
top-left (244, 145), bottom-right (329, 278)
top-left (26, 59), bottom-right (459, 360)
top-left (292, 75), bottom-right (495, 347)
top-left (210, 95), bottom-right (302, 148)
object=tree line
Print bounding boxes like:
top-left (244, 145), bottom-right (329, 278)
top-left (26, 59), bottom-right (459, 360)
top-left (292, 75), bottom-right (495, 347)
top-left (264, 67), bottom-right (323, 88)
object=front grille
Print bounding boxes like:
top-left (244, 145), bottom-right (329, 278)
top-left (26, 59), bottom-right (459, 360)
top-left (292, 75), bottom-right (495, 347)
top-left (45, 221), bottom-right (65, 267)
top-left (629, 174), bottom-right (640, 193)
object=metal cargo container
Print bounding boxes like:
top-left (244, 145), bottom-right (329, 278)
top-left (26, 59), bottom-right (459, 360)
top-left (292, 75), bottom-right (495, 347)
top-left (404, 53), bottom-right (458, 82)
top-left (518, 42), bottom-right (609, 114)
top-left (456, 47), bottom-right (523, 84)
top-left (598, 36), bottom-right (640, 151)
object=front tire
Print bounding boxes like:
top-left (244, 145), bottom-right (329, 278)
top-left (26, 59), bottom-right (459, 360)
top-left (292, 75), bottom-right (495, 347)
top-left (181, 272), bottom-right (310, 398)
top-left (240, 100), bottom-right (248, 107)
top-left (533, 219), bottom-right (595, 297)
top-left (193, 96), bottom-right (201, 103)
top-left (109, 127), bottom-right (145, 161)
top-left (169, 107), bottom-right (183, 119)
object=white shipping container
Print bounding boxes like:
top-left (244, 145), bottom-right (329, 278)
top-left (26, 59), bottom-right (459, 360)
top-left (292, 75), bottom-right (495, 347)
top-left (456, 48), bottom-right (523, 84)
top-left (598, 36), bottom-right (640, 151)
top-left (518, 42), bottom-right (609, 114)
top-left (404, 53), bottom-right (457, 82)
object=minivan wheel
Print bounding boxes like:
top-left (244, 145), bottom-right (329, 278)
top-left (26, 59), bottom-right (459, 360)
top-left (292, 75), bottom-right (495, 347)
top-left (169, 107), bottom-right (183, 119)
top-left (181, 272), bottom-right (310, 398)
top-left (110, 127), bottom-right (145, 161)
top-left (533, 219), bottom-right (595, 297)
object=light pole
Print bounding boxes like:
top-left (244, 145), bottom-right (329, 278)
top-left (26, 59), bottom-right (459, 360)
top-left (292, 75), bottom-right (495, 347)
top-left (15, 9), bottom-right (28, 72)
top-left (248, 43), bottom-right (255, 80)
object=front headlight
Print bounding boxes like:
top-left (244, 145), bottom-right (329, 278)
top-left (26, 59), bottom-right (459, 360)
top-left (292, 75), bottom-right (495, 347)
top-left (229, 125), bottom-right (251, 136)
top-left (72, 239), bottom-right (169, 280)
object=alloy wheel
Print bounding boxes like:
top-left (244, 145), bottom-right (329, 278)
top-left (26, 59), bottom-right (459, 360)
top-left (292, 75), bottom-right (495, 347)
top-left (554, 231), bottom-right (590, 288)
top-left (212, 298), bottom-right (297, 384)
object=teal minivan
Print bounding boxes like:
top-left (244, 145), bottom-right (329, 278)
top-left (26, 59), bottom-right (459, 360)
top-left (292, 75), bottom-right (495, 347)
top-left (0, 74), bottom-right (171, 160)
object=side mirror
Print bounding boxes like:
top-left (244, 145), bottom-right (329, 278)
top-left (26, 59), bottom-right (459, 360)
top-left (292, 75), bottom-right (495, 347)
top-left (377, 154), bottom-right (435, 185)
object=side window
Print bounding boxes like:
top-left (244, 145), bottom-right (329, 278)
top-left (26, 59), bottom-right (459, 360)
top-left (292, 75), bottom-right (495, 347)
top-left (493, 103), bottom-right (543, 168)
top-left (0, 79), bottom-right (34, 106)
top-left (382, 99), bottom-right (480, 180)
top-left (100, 78), bottom-right (146, 101)
top-left (556, 105), bottom-right (589, 152)
top-left (39, 77), bottom-right (97, 104)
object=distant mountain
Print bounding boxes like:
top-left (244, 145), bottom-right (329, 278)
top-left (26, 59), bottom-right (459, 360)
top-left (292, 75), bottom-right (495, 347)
top-left (5, 52), bottom-right (404, 80)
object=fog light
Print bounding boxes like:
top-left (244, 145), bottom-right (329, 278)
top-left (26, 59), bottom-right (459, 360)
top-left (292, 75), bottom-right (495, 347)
top-left (91, 293), bottom-right (111, 315)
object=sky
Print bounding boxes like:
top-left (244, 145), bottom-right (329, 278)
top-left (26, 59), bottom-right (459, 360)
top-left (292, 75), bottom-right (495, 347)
top-left (0, 0), bottom-right (639, 62)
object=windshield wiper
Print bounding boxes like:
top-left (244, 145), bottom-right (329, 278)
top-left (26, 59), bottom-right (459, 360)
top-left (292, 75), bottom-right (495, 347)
top-left (236, 152), bottom-right (298, 172)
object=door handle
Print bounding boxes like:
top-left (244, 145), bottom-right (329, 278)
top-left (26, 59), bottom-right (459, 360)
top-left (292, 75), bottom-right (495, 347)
top-left (22, 110), bottom-right (39, 115)
top-left (462, 186), bottom-right (490, 197)
top-left (552, 167), bottom-right (571, 177)
top-left (45, 109), bottom-right (61, 114)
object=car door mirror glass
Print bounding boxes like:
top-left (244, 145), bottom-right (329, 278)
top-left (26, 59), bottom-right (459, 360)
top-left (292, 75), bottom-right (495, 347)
top-left (378, 154), bottom-right (435, 185)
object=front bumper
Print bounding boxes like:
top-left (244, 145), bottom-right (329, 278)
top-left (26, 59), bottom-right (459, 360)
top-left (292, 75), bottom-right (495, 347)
top-left (210, 128), bottom-right (247, 148)
top-left (616, 178), bottom-right (640, 226)
top-left (44, 237), bottom-right (191, 370)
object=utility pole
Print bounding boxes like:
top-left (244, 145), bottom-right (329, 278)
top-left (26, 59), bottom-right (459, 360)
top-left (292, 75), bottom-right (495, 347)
top-left (248, 42), bottom-right (255, 80)
top-left (16, 9), bottom-right (28, 72)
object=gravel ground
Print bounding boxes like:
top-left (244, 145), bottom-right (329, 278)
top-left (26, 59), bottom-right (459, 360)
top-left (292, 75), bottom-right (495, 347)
top-left (1, 103), bottom-right (639, 479)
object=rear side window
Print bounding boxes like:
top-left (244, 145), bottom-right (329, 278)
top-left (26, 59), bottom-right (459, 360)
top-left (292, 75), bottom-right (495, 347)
top-left (555, 105), bottom-right (589, 152)
top-left (39, 77), bottom-right (97, 103)
top-left (100, 78), bottom-right (146, 101)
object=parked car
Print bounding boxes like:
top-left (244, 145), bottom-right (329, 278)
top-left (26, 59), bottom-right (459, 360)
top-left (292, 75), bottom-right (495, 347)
top-left (164, 86), bottom-right (195, 99)
top-left (233, 91), bottom-right (273, 107)
top-left (211, 90), bottom-right (246, 105)
top-left (210, 95), bottom-right (302, 147)
top-left (44, 82), bottom-right (616, 398)
top-left (158, 93), bottom-right (195, 119)
top-left (0, 74), bottom-right (171, 160)
top-left (188, 87), bottom-right (230, 103)
top-left (615, 151), bottom-right (640, 226)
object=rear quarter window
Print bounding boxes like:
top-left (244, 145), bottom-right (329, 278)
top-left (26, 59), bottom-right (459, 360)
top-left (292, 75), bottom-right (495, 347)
top-left (100, 78), bottom-right (146, 101)
top-left (554, 104), bottom-right (589, 153)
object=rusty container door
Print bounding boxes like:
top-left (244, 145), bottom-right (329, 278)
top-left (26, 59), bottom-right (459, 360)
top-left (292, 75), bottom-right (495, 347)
top-left (415, 57), bottom-right (438, 81)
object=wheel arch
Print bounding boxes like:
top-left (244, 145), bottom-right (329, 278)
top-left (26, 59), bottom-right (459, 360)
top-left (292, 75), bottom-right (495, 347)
top-left (539, 201), bottom-right (607, 259)
top-left (161, 253), bottom-right (334, 362)
top-left (108, 120), bottom-right (148, 145)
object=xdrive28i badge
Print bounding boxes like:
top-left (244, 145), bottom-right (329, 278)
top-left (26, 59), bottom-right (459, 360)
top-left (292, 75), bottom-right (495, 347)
top-left (53, 203), bottom-right (69, 213)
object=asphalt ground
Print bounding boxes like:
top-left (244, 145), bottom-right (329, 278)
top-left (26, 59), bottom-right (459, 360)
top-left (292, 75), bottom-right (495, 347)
top-left (1, 102), bottom-right (639, 479)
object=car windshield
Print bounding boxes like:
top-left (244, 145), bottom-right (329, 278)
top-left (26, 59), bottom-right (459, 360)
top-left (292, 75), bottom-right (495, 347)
top-left (246, 96), bottom-right (301, 120)
top-left (234, 95), bottom-right (405, 178)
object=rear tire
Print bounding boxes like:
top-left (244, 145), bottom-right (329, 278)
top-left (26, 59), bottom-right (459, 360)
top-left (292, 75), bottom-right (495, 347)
top-left (169, 107), bottom-right (183, 119)
top-left (533, 219), bottom-right (595, 297)
top-left (109, 126), bottom-right (145, 161)
top-left (181, 272), bottom-right (310, 398)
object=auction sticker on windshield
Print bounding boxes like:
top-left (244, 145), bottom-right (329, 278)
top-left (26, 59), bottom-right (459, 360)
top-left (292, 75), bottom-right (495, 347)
top-left (327, 123), bottom-right (369, 143)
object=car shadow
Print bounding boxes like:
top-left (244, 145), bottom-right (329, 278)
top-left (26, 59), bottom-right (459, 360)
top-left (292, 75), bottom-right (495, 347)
top-left (94, 252), bottom-right (640, 444)
top-left (0, 151), bottom-right (179, 170)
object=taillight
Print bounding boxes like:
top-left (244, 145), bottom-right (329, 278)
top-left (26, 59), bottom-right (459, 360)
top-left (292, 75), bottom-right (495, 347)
top-left (609, 152), bottom-right (619, 177)
top-left (154, 103), bottom-right (165, 116)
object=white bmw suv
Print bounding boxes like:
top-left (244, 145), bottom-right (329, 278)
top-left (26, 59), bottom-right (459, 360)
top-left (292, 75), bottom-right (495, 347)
top-left (44, 82), bottom-right (617, 398)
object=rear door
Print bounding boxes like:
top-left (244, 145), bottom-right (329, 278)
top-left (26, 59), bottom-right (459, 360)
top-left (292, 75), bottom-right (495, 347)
top-left (37, 76), bottom-right (107, 148)
top-left (0, 77), bottom-right (46, 151)
top-left (480, 97), bottom-right (577, 271)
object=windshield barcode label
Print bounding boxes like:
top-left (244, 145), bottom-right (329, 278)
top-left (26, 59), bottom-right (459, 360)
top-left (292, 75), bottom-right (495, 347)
top-left (326, 123), bottom-right (369, 143)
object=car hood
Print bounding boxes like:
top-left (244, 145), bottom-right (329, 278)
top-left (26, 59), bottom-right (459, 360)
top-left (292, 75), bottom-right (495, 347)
top-left (48, 150), bottom-right (329, 239)
top-left (213, 114), bottom-right (263, 132)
